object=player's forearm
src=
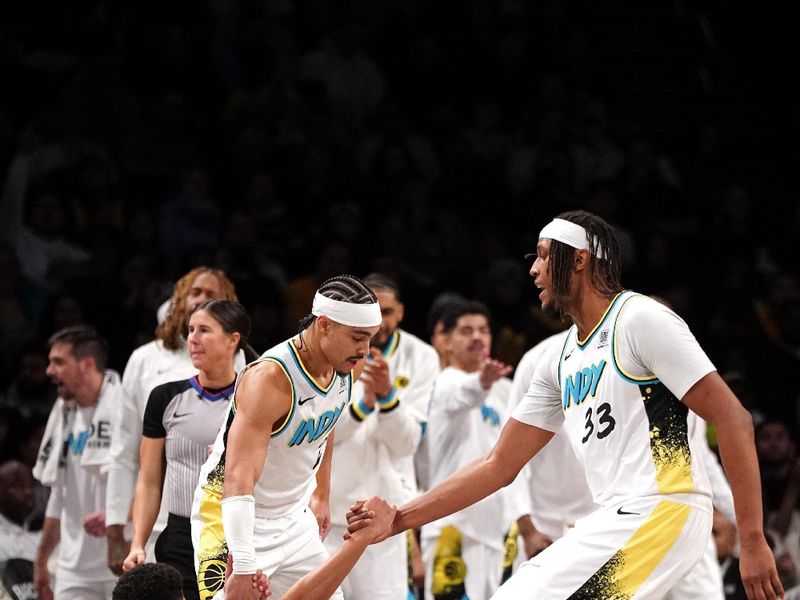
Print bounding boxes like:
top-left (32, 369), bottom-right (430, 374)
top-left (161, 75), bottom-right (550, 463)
top-left (713, 403), bottom-right (765, 542)
top-left (394, 453), bottom-right (514, 534)
top-left (223, 465), bottom-right (258, 497)
top-left (282, 534), bottom-right (371, 600)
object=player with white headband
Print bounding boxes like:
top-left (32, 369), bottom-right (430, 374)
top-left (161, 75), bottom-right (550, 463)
top-left (191, 274), bottom-right (381, 600)
top-left (347, 210), bottom-right (781, 600)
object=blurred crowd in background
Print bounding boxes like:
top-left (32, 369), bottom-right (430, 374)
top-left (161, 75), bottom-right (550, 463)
top-left (1, 0), bottom-right (800, 589)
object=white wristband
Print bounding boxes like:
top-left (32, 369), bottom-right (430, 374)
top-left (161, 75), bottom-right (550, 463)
top-left (221, 494), bottom-right (257, 574)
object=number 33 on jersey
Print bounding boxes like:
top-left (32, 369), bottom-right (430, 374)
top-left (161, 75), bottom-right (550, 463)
top-left (547, 292), bottom-right (714, 508)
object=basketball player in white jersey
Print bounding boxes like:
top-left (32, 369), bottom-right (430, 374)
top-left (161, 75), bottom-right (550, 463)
top-left (191, 275), bottom-right (381, 600)
top-left (324, 273), bottom-right (439, 599)
top-left (348, 211), bottom-right (781, 599)
top-left (510, 329), bottom-right (733, 599)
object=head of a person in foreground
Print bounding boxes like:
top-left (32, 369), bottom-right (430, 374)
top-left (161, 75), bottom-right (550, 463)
top-left (113, 563), bottom-right (184, 600)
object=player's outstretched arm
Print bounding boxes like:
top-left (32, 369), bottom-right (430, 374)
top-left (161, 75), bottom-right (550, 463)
top-left (349, 419), bottom-right (554, 541)
top-left (281, 497), bottom-right (396, 600)
top-left (683, 372), bottom-right (784, 600)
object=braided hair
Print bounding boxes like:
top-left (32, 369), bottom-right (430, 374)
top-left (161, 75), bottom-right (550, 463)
top-left (298, 274), bottom-right (378, 334)
top-left (549, 210), bottom-right (623, 298)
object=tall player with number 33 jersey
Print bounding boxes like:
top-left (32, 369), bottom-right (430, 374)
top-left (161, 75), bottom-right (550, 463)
top-left (347, 211), bottom-right (782, 600)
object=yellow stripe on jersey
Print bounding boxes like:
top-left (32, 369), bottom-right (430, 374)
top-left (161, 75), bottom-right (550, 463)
top-left (568, 500), bottom-right (690, 599)
top-left (288, 339), bottom-right (336, 395)
top-left (641, 382), bottom-right (695, 494)
top-left (259, 356), bottom-right (296, 437)
top-left (196, 488), bottom-right (228, 600)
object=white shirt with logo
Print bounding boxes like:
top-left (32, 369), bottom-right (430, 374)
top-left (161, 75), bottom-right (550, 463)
top-left (45, 405), bottom-right (115, 583)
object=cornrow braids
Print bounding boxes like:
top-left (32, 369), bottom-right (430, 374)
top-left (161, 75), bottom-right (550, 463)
top-left (297, 274), bottom-right (378, 334)
top-left (550, 210), bottom-right (623, 298)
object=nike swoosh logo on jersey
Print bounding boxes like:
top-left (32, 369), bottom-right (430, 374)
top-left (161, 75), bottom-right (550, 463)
top-left (174, 412), bottom-right (191, 419)
top-left (298, 395), bottom-right (316, 406)
top-left (564, 350), bottom-right (574, 361)
top-left (616, 507), bottom-right (640, 516)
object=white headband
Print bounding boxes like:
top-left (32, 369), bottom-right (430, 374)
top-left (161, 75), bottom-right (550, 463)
top-left (539, 218), bottom-right (605, 258)
top-left (311, 292), bottom-right (382, 328)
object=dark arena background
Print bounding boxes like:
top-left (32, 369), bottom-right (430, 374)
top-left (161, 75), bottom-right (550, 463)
top-left (1, 0), bottom-right (799, 597)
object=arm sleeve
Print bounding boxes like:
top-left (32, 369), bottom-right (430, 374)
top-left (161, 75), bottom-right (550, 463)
top-left (105, 350), bottom-right (145, 525)
top-left (142, 384), bottom-right (172, 438)
top-left (45, 485), bottom-right (64, 519)
top-left (617, 297), bottom-right (715, 400)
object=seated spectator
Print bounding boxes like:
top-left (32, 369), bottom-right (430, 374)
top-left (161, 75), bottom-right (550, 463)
top-left (0, 459), bottom-right (40, 561)
top-left (756, 419), bottom-right (800, 570)
top-left (0, 459), bottom-right (41, 600)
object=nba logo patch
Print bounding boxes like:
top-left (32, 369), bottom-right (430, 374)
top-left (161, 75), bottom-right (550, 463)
top-left (597, 330), bottom-right (610, 349)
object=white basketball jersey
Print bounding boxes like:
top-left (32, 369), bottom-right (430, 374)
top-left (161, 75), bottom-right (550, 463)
top-left (198, 338), bottom-right (352, 517)
top-left (514, 291), bottom-right (715, 509)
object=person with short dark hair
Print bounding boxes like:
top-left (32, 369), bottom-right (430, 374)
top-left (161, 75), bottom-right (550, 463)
top-left (34, 325), bottom-right (122, 600)
top-left (114, 562), bottom-right (270, 600)
top-left (421, 299), bottom-right (513, 599)
top-left (0, 459), bottom-right (40, 562)
top-left (113, 563), bottom-right (184, 600)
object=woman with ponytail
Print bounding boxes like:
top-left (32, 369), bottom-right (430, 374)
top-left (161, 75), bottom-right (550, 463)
top-left (123, 300), bottom-right (257, 600)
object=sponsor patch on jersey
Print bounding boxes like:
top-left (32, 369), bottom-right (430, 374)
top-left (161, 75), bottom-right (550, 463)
top-left (597, 329), bottom-right (610, 349)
